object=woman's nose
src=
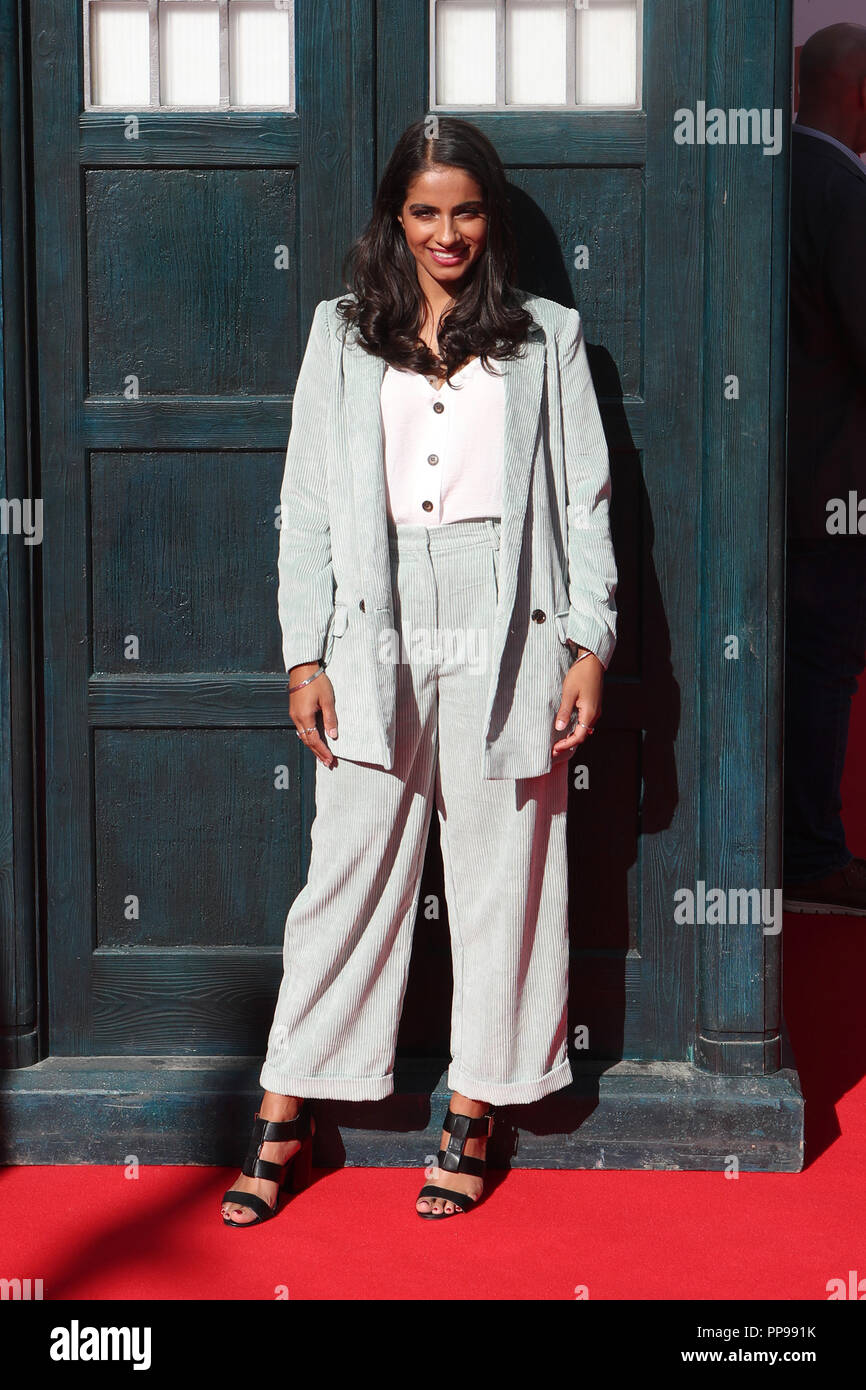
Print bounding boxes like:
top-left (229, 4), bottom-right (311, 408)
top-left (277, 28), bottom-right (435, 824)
top-left (436, 221), bottom-right (461, 244)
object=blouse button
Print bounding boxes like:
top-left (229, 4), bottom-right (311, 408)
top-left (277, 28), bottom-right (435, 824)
top-left (427, 454), bottom-right (439, 466)
top-left (531, 609), bottom-right (546, 623)
top-left (422, 500), bottom-right (433, 512)
top-left (433, 401), bottom-right (445, 414)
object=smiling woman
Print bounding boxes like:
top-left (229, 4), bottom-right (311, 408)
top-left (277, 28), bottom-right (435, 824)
top-left (219, 115), bottom-right (618, 1231)
top-left (335, 119), bottom-right (535, 384)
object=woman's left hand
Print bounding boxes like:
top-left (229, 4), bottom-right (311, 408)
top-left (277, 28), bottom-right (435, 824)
top-left (551, 651), bottom-right (605, 760)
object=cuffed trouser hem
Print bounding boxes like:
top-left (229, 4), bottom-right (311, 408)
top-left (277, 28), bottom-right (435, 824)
top-left (258, 1064), bottom-right (394, 1102)
top-left (446, 1057), bottom-right (574, 1106)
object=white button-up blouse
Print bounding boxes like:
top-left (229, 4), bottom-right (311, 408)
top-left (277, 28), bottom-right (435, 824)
top-left (380, 355), bottom-right (505, 525)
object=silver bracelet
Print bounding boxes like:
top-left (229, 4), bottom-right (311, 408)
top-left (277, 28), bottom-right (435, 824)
top-left (288, 663), bottom-right (325, 693)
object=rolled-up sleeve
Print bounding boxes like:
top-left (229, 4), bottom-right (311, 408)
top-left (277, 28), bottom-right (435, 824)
top-left (557, 307), bottom-right (618, 668)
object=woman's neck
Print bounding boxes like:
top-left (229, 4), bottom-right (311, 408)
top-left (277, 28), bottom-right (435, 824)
top-left (419, 295), bottom-right (452, 356)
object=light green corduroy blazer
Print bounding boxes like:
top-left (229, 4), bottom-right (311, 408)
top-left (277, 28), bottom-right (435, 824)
top-left (277, 290), bottom-right (617, 779)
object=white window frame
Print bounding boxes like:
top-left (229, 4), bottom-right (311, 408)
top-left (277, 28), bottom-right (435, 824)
top-left (429, 0), bottom-right (643, 112)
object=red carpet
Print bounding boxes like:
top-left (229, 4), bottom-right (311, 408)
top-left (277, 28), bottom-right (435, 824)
top-left (3, 687), bottom-right (866, 1301)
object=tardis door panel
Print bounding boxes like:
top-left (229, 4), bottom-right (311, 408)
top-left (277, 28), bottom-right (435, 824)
top-left (31, 0), bottom-right (371, 1055)
top-left (376, 0), bottom-right (791, 1077)
top-left (378, 0), bottom-right (697, 1065)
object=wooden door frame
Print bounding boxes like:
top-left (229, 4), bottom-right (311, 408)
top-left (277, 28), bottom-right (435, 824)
top-left (0, 0), bottom-right (41, 1071)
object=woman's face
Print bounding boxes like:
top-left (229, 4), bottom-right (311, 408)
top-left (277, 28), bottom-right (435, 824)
top-left (397, 164), bottom-right (488, 293)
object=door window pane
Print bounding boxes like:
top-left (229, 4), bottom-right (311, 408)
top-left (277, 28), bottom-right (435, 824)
top-left (506, 2), bottom-right (567, 105)
top-left (435, 0), bottom-right (496, 106)
top-left (89, 1), bottom-right (151, 106)
top-left (229, 1), bottom-right (293, 107)
top-left (160, 1), bottom-right (221, 106)
top-left (578, 1), bottom-right (638, 107)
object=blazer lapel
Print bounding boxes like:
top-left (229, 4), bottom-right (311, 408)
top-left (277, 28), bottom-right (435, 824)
top-left (494, 327), bottom-right (546, 632)
top-left (341, 316), bottom-right (548, 634)
top-left (342, 341), bottom-right (391, 612)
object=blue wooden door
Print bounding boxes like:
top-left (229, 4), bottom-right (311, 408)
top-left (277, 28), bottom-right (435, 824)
top-left (376, 0), bottom-right (792, 1079)
top-left (31, 0), bottom-right (372, 1056)
top-left (378, 0), bottom-right (682, 1066)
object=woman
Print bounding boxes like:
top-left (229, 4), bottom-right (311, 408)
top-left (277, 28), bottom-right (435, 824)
top-left (221, 116), bottom-right (617, 1226)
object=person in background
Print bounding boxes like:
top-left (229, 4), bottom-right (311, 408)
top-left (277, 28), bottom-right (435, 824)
top-left (784, 23), bottom-right (866, 915)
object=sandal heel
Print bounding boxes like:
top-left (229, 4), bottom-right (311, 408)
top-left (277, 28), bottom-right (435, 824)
top-left (284, 1133), bottom-right (313, 1193)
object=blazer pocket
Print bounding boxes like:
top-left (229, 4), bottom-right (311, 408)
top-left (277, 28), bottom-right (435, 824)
top-left (553, 609), bottom-right (572, 645)
top-left (553, 608), bottom-right (574, 680)
top-left (324, 602), bottom-right (348, 664)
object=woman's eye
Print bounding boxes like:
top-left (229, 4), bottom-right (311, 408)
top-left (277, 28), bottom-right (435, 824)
top-left (409, 209), bottom-right (484, 220)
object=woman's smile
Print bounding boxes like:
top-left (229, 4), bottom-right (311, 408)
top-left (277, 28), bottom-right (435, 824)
top-left (428, 245), bottom-right (470, 266)
top-left (397, 164), bottom-right (489, 292)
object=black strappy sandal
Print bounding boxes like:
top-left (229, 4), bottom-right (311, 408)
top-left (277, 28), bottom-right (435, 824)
top-left (416, 1105), bottom-right (494, 1219)
top-left (221, 1102), bottom-right (314, 1227)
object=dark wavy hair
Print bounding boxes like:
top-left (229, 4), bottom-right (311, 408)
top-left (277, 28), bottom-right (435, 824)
top-left (336, 117), bottom-right (533, 384)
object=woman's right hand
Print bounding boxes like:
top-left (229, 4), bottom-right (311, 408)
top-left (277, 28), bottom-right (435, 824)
top-left (289, 663), bottom-right (338, 768)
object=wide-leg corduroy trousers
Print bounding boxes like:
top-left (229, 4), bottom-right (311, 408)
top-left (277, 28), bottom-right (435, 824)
top-left (259, 517), bottom-right (573, 1105)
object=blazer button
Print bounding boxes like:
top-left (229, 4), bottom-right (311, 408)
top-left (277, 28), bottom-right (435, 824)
top-left (422, 500), bottom-right (433, 512)
top-left (359, 598), bottom-right (365, 612)
top-left (433, 401), bottom-right (445, 414)
top-left (531, 609), bottom-right (546, 622)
